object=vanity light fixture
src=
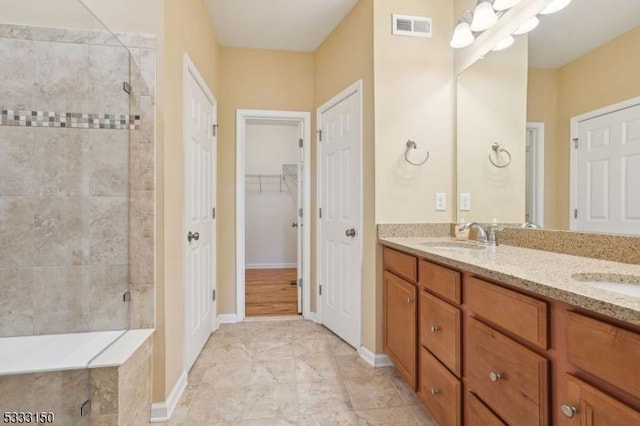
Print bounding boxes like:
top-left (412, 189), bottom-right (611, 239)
top-left (540, 0), bottom-right (573, 15)
top-left (470, 0), bottom-right (498, 32)
top-left (513, 16), bottom-right (540, 35)
top-left (491, 35), bottom-right (515, 51)
top-left (450, 11), bottom-right (475, 48)
top-left (492, 0), bottom-right (522, 11)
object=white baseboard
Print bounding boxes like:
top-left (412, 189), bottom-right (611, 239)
top-left (358, 346), bottom-right (393, 368)
top-left (245, 263), bottom-right (297, 269)
top-left (216, 314), bottom-right (238, 328)
top-left (149, 371), bottom-right (188, 423)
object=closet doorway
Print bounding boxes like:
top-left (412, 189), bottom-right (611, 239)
top-left (236, 110), bottom-right (311, 320)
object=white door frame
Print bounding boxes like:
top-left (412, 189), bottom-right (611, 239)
top-left (569, 96), bottom-right (640, 230)
top-left (526, 122), bottom-right (545, 227)
top-left (235, 109), bottom-right (312, 321)
top-left (182, 53), bottom-right (217, 372)
top-left (315, 80), bottom-right (363, 344)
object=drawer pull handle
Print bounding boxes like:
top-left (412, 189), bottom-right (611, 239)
top-left (489, 372), bottom-right (502, 382)
top-left (407, 297), bottom-right (414, 304)
top-left (430, 325), bottom-right (439, 333)
top-left (561, 404), bottom-right (578, 418)
top-left (430, 388), bottom-right (440, 395)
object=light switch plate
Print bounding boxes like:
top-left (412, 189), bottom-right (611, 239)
top-left (460, 193), bottom-right (471, 211)
top-left (435, 192), bottom-right (446, 211)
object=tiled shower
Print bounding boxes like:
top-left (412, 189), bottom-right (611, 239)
top-left (0, 1), bottom-right (155, 424)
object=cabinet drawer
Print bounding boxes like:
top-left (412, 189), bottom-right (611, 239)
top-left (383, 271), bottom-right (417, 390)
top-left (466, 276), bottom-right (548, 348)
top-left (383, 247), bottom-right (417, 282)
top-left (467, 318), bottom-right (549, 426)
top-left (566, 312), bottom-right (640, 399)
top-left (419, 291), bottom-right (461, 376)
top-left (419, 348), bottom-right (461, 426)
top-left (418, 260), bottom-right (461, 304)
top-left (467, 392), bottom-right (506, 426)
top-left (562, 374), bottom-right (640, 426)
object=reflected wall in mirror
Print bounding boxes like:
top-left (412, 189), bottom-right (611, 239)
top-left (457, 0), bottom-right (640, 235)
top-left (456, 36), bottom-right (528, 224)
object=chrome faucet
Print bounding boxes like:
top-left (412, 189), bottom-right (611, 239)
top-left (462, 222), bottom-right (488, 244)
top-left (462, 222), bottom-right (503, 246)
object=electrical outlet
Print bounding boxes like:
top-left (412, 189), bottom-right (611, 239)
top-left (435, 192), bottom-right (446, 211)
top-left (460, 193), bottom-right (471, 211)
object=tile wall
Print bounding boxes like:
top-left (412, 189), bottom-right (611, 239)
top-left (0, 23), bottom-right (156, 336)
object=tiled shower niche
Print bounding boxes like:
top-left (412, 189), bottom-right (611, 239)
top-left (0, 21), bottom-right (156, 336)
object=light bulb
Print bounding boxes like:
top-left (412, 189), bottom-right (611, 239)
top-left (471, 1), bottom-right (498, 32)
top-left (513, 16), bottom-right (540, 35)
top-left (493, 0), bottom-right (522, 11)
top-left (540, 0), bottom-right (573, 15)
top-left (450, 20), bottom-right (475, 48)
top-left (492, 35), bottom-right (515, 51)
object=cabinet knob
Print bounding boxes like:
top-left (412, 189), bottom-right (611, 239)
top-left (489, 372), bottom-right (502, 382)
top-left (560, 404), bottom-right (577, 418)
top-left (430, 388), bottom-right (440, 395)
top-left (430, 325), bottom-right (439, 333)
top-left (407, 297), bottom-right (414, 304)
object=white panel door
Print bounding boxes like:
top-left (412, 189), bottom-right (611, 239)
top-left (319, 87), bottom-right (362, 348)
top-left (184, 67), bottom-right (216, 372)
top-left (576, 104), bottom-right (640, 234)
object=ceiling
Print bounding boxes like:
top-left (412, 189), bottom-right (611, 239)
top-left (204, 0), bottom-right (358, 52)
top-left (529, 0), bottom-right (640, 68)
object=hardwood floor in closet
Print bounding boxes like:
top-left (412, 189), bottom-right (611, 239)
top-left (245, 268), bottom-right (298, 316)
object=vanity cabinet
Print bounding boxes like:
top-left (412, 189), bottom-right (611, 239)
top-left (383, 248), bottom-right (417, 389)
top-left (381, 243), bottom-right (640, 426)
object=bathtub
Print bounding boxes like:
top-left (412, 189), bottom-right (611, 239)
top-left (0, 329), bottom-right (153, 375)
top-left (0, 329), bottom-right (154, 424)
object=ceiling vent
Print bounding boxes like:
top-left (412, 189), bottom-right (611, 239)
top-left (392, 14), bottom-right (433, 38)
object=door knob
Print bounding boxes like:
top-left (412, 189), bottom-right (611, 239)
top-left (345, 228), bottom-right (356, 237)
top-left (292, 222), bottom-right (298, 228)
top-left (560, 404), bottom-right (577, 418)
top-left (489, 372), bottom-right (502, 382)
top-left (187, 231), bottom-right (200, 242)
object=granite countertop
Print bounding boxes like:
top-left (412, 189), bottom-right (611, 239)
top-left (379, 237), bottom-right (640, 327)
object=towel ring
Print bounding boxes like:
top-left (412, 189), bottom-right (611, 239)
top-left (488, 142), bottom-right (512, 168)
top-left (404, 140), bottom-right (430, 166)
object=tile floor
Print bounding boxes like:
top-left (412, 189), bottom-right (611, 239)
top-left (166, 318), bottom-right (437, 425)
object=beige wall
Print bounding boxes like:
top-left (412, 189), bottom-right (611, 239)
top-left (218, 48), bottom-right (315, 315)
top-left (457, 37), bottom-right (528, 223)
top-left (527, 68), bottom-right (559, 228)
top-left (315, 0), bottom-right (375, 349)
top-left (156, 0), bottom-right (220, 402)
top-left (374, 0), bottom-right (455, 224)
top-left (554, 27), bottom-right (640, 229)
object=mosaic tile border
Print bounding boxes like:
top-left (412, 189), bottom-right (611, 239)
top-left (1, 109), bottom-right (140, 130)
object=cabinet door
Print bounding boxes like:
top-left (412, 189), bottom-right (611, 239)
top-left (419, 290), bottom-right (461, 376)
top-left (384, 271), bottom-right (417, 389)
top-left (561, 375), bottom-right (640, 426)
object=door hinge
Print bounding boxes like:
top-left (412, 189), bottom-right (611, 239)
top-left (212, 207), bottom-right (216, 219)
top-left (573, 138), bottom-right (579, 149)
top-left (212, 289), bottom-right (216, 301)
top-left (319, 284), bottom-right (322, 296)
top-left (319, 208), bottom-right (322, 218)
top-left (318, 130), bottom-right (322, 142)
top-left (298, 278), bottom-right (302, 288)
top-left (574, 208), bottom-right (578, 219)
top-left (298, 208), bottom-right (303, 217)
top-left (299, 138), bottom-right (303, 148)
top-left (213, 124), bottom-right (219, 137)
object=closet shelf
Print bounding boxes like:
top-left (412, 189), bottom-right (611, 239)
top-left (245, 173), bottom-right (284, 192)
top-left (282, 164), bottom-right (297, 184)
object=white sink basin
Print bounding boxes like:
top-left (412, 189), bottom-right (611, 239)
top-left (571, 273), bottom-right (640, 298)
top-left (420, 241), bottom-right (485, 250)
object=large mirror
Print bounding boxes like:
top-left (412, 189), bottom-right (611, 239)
top-left (456, 0), bottom-right (640, 235)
